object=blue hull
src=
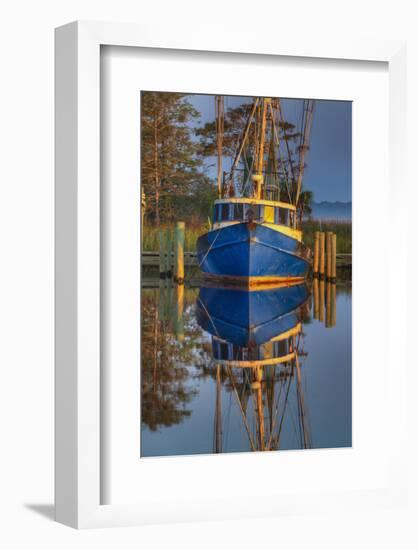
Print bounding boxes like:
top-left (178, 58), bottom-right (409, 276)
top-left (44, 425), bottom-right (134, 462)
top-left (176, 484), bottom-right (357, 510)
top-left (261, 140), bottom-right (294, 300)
top-left (197, 222), bottom-right (310, 282)
top-left (196, 283), bottom-right (309, 347)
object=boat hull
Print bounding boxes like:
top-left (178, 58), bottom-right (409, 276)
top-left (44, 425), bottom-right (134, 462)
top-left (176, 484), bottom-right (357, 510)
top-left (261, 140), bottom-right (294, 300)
top-left (196, 283), bottom-right (309, 347)
top-left (197, 222), bottom-right (311, 286)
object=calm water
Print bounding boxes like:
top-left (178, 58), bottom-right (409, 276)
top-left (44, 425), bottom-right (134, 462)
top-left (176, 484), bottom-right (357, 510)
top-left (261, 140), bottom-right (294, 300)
top-left (141, 281), bottom-right (352, 457)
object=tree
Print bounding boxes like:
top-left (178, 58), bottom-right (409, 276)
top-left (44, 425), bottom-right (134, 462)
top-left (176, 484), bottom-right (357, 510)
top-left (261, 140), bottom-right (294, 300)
top-left (298, 190), bottom-right (314, 224)
top-left (141, 92), bottom-right (203, 226)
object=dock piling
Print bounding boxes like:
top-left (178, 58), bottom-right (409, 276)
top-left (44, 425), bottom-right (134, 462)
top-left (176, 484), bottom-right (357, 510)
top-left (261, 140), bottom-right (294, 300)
top-left (319, 279), bottom-right (325, 322)
top-left (331, 233), bottom-right (337, 282)
top-left (313, 278), bottom-right (319, 319)
top-left (174, 221), bottom-right (185, 284)
top-left (313, 231), bottom-right (320, 276)
top-left (319, 232), bottom-right (325, 279)
top-left (326, 232), bottom-right (332, 281)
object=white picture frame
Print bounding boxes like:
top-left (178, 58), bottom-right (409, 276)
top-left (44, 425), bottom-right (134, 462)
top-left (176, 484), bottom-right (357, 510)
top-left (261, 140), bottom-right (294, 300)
top-left (55, 20), bottom-right (407, 529)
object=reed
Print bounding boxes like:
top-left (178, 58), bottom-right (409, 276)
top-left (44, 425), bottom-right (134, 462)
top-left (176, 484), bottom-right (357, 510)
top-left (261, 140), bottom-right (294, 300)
top-left (143, 219), bottom-right (352, 254)
top-left (142, 224), bottom-right (204, 252)
top-left (301, 220), bottom-right (351, 254)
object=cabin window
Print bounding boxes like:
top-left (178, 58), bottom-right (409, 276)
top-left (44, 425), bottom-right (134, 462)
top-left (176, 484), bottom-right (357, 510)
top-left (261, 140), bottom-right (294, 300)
top-left (248, 347), bottom-right (260, 361)
top-left (220, 204), bottom-right (230, 222)
top-left (273, 340), bottom-right (288, 357)
top-left (233, 203), bottom-right (244, 221)
top-left (220, 342), bottom-right (229, 359)
top-left (213, 204), bottom-right (220, 223)
top-left (275, 207), bottom-right (290, 225)
top-left (244, 204), bottom-right (261, 221)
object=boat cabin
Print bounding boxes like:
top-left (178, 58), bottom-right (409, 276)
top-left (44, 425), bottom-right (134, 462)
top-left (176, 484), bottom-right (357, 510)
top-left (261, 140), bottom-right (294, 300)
top-left (213, 198), bottom-right (296, 226)
top-left (212, 197), bottom-right (301, 241)
top-left (211, 323), bottom-right (301, 368)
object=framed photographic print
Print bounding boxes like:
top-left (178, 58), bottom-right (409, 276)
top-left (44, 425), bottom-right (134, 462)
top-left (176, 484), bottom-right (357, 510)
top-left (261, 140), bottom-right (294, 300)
top-left (55, 21), bottom-right (408, 528)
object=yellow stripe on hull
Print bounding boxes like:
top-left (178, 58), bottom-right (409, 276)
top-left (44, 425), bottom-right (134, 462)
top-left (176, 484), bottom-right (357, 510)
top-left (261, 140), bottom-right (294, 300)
top-left (202, 272), bottom-right (305, 289)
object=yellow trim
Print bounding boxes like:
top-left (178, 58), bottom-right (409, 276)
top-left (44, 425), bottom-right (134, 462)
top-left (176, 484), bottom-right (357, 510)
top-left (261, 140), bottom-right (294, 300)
top-left (270, 323), bottom-right (302, 342)
top-left (212, 220), bottom-right (302, 242)
top-left (202, 273), bottom-right (305, 289)
top-left (216, 351), bottom-right (296, 368)
top-left (213, 323), bottom-right (301, 347)
top-left (215, 197), bottom-right (296, 211)
top-left (263, 222), bottom-right (302, 242)
top-left (264, 205), bottom-right (275, 223)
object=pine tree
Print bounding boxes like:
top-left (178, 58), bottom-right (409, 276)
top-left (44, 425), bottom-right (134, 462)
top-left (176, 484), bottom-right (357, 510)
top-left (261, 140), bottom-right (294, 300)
top-left (141, 92), bottom-right (203, 226)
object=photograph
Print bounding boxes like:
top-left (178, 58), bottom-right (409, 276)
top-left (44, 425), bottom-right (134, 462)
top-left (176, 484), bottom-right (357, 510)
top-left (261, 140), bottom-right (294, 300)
top-left (140, 91), bottom-right (352, 457)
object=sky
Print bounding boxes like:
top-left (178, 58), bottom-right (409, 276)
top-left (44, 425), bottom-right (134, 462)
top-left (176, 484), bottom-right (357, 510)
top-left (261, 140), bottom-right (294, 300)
top-left (187, 94), bottom-right (352, 203)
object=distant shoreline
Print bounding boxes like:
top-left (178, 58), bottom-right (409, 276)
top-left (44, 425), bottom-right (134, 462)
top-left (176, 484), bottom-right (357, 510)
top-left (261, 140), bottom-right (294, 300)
top-left (311, 201), bottom-right (352, 221)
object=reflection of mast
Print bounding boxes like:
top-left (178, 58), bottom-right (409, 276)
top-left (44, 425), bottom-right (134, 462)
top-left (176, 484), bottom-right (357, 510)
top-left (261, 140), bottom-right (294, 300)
top-left (253, 367), bottom-right (265, 450)
top-left (293, 336), bottom-right (311, 449)
top-left (214, 364), bottom-right (222, 453)
top-left (216, 343), bottom-right (311, 453)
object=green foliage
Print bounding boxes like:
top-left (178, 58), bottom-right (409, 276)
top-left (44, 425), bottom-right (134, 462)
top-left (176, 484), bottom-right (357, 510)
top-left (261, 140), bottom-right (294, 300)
top-left (141, 92), bottom-right (207, 225)
top-left (142, 225), bottom-right (205, 252)
top-left (143, 220), bottom-right (352, 254)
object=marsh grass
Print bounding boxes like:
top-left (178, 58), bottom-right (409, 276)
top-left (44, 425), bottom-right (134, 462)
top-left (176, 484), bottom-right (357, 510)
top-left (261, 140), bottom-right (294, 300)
top-left (142, 225), bottom-right (207, 252)
top-left (302, 220), bottom-right (352, 254)
top-left (142, 219), bottom-right (352, 253)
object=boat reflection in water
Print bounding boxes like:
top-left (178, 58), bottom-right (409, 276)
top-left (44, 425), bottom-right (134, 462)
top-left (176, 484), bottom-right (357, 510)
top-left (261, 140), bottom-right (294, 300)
top-left (196, 283), bottom-right (312, 453)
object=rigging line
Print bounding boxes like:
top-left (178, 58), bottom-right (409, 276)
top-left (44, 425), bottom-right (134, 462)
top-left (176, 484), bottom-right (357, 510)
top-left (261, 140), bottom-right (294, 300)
top-left (224, 388), bottom-right (232, 450)
top-left (197, 229), bottom-right (222, 268)
top-left (227, 98), bottom-right (260, 193)
top-left (286, 396), bottom-right (303, 448)
top-left (240, 147), bottom-right (253, 197)
top-left (186, 228), bottom-right (222, 284)
top-left (278, 101), bottom-right (297, 196)
top-left (295, 99), bottom-right (315, 206)
top-left (195, 296), bottom-right (220, 338)
top-left (291, 335), bottom-right (304, 444)
top-left (265, 371), bottom-right (285, 450)
top-left (295, 352), bottom-right (311, 448)
top-left (269, 101), bottom-right (293, 203)
top-left (227, 366), bottom-right (256, 452)
top-left (273, 370), bottom-right (294, 450)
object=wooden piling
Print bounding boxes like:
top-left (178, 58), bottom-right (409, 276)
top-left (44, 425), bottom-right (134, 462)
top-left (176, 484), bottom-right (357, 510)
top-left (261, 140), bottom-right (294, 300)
top-left (331, 233), bottom-right (337, 282)
top-left (313, 277), bottom-right (319, 319)
top-left (330, 283), bottom-right (337, 327)
top-left (313, 231), bottom-right (320, 275)
top-left (319, 232), bottom-right (325, 279)
top-left (159, 229), bottom-right (166, 278)
top-left (325, 281), bottom-right (331, 327)
top-left (165, 227), bottom-right (172, 278)
top-left (174, 221), bottom-right (185, 284)
top-left (326, 232), bottom-right (332, 281)
top-left (174, 283), bottom-right (184, 341)
top-left (319, 279), bottom-right (325, 322)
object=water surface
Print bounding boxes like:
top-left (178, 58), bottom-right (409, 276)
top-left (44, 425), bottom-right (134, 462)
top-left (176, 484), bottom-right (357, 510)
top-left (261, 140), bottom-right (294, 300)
top-left (141, 281), bottom-right (351, 457)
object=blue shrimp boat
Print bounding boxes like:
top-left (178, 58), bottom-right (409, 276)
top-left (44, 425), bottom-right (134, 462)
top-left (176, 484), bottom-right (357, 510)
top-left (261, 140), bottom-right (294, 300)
top-left (197, 197), bottom-right (311, 286)
top-left (197, 96), bottom-right (314, 288)
top-left (196, 282), bottom-right (309, 367)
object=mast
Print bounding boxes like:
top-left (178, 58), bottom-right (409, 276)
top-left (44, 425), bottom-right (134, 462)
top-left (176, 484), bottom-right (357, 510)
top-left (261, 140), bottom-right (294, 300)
top-left (215, 95), bottom-right (224, 197)
top-left (294, 99), bottom-right (315, 207)
top-left (253, 98), bottom-right (270, 199)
